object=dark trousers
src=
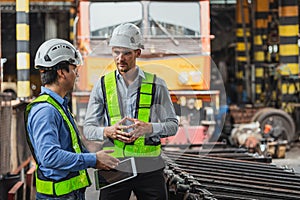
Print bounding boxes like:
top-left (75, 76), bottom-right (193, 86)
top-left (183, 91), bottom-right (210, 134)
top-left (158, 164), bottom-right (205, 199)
top-left (99, 169), bottom-right (167, 200)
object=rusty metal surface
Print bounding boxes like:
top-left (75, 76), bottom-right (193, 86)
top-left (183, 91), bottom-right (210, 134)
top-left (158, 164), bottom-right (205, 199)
top-left (11, 101), bottom-right (31, 170)
top-left (230, 105), bottom-right (260, 124)
top-left (163, 149), bottom-right (300, 200)
top-left (163, 143), bottom-right (272, 163)
top-left (0, 93), bottom-right (12, 175)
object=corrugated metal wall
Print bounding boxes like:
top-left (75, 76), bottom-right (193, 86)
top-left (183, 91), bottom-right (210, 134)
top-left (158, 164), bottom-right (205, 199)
top-left (0, 93), bottom-right (12, 175)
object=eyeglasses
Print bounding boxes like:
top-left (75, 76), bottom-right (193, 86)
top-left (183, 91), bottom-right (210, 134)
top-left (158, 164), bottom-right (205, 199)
top-left (72, 67), bottom-right (79, 76)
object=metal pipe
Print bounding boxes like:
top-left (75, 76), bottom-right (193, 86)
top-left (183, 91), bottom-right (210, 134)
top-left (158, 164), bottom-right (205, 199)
top-left (163, 150), bottom-right (300, 199)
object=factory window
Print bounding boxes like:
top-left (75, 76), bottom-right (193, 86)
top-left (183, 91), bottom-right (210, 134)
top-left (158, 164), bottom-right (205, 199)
top-left (90, 2), bottom-right (142, 38)
top-left (210, 0), bottom-right (237, 4)
top-left (149, 2), bottom-right (200, 37)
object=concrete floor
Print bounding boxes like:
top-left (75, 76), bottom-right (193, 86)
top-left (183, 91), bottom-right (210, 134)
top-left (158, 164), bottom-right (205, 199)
top-left (85, 169), bottom-right (100, 200)
top-left (272, 141), bottom-right (300, 174)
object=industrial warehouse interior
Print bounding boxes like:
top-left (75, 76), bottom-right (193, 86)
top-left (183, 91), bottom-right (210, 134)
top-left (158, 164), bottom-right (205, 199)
top-left (1, 0), bottom-right (300, 199)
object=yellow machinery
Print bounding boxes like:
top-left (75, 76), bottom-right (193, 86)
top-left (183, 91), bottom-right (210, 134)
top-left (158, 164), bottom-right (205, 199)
top-left (234, 0), bottom-right (300, 146)
top-left (72, 0), bottom-right (224, 137)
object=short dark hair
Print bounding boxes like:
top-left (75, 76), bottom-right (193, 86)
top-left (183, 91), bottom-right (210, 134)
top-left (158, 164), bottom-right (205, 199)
top-left (40, 61), bottom-right (70, 85)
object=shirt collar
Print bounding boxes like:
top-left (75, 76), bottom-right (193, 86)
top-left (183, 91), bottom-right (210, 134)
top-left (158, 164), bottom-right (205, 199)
top-left (41, 86), bottom-right (66, 106)
top-left (116, 66), bottom-right (146, 80)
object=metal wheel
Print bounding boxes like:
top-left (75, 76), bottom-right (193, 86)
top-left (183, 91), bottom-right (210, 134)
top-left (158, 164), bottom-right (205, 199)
top-left (251, 108), bottom-right (296, 144)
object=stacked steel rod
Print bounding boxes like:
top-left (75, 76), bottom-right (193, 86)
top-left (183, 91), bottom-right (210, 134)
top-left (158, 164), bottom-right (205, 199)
top-left (163, 149), bottom-right (300, 200)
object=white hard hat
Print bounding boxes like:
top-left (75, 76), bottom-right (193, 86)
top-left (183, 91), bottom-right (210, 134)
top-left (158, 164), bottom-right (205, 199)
top-left (34, 38), bottom-right (82, 69)
top-left (109, 23), bottom-right (144, 50)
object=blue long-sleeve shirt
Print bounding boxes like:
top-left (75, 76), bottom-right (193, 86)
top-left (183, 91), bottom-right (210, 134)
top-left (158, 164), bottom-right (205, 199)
top-left (27, 87), bottom-right (96, 182)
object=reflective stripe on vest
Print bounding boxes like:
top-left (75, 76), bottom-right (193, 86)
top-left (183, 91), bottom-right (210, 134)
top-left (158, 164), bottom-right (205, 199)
top-left (25, 94), bottom-right (90, 196)
top-left (103, 71), bottom-right (161, 158)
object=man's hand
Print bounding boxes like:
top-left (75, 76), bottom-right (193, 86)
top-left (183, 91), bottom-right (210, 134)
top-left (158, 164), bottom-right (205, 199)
top-left (126, 117), bottom-right (153, 143)
top-left (95, 150), bottom-right (119, 170)
top-left (103, 117), bottom-right (133, 143)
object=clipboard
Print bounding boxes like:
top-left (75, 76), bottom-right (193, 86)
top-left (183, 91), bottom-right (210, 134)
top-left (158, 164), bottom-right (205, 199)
top-left (94, 157), bottom-right (137, 190)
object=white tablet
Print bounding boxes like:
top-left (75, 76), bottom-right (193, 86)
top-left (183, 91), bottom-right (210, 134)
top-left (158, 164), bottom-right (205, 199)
top-left (94, 157), bottom-right (137, 190)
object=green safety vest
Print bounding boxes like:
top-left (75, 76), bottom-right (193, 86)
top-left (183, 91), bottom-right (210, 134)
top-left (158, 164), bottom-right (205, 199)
top-left (25, 94), bottom-right (91, 196)
top-left (102, 70), bottom-right (161, 158)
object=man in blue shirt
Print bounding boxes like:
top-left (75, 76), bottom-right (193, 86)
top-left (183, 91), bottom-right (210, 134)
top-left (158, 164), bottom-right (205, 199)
top-left (25, 39), bottom-right (120, 199)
